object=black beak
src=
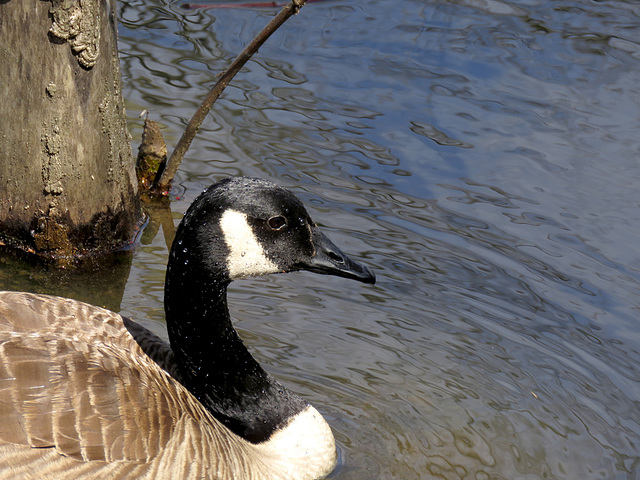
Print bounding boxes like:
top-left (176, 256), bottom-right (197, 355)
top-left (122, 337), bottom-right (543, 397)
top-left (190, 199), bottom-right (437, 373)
top-left (299, 228), bottom-right (376, 284)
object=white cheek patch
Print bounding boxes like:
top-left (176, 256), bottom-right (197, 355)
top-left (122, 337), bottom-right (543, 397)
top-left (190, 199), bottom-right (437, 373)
top-left (219, 209), bottom-right (280, 279)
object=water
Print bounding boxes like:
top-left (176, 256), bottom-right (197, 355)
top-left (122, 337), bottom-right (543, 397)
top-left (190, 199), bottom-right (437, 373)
top-left (3, 0), bottom-right (640, 478)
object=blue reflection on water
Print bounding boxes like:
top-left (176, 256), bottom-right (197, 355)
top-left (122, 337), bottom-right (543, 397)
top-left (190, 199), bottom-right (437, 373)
top-left (116, 0), bottom-right (640, 478)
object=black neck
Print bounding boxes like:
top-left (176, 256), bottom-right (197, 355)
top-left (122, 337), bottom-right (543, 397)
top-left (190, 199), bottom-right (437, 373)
top-left (164, 260), bottom-right (306, 443)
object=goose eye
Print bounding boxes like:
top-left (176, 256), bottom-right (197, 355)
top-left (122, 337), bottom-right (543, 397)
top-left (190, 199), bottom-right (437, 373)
top-left (267, 215), bottom-right (287, 231)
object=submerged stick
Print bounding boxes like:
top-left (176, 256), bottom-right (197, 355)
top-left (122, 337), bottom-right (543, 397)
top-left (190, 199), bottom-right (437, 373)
top-left (153, 0), bottom-right (308, 193)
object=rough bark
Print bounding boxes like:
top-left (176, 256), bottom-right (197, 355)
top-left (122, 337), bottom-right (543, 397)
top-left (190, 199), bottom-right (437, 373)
top-left (0, 0), bottom-right (140, 257)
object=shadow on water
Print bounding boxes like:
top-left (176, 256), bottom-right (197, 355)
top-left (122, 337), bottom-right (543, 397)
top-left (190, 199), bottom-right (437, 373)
top-left (0, 198), bottom-right (177, 313)
top-left (0, 246), bottom-right (134, 312)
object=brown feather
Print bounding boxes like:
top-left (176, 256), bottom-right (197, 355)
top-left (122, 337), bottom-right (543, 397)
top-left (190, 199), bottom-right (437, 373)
top-left (0, 291), bottom-right (334, 480)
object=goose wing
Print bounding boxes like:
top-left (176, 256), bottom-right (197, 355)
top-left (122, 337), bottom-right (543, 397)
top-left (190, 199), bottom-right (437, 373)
top-left (0, 291), bottom-right (252, 480)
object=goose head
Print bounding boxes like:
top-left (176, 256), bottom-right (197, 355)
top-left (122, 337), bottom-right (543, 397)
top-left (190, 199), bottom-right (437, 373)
top-left (167, 176), bottom-right (375, 286)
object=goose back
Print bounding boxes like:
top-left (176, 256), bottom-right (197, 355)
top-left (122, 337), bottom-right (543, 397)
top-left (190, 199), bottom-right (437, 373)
top-left (0, 291), bottom-right (334, 480)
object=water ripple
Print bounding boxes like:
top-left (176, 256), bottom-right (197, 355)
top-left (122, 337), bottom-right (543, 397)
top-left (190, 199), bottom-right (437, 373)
top-left (109, 1), bottom-right (640, 478)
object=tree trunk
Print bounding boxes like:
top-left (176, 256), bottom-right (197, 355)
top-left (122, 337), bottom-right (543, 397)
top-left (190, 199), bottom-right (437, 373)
top-left (0, 0), bottom-right (140, 257)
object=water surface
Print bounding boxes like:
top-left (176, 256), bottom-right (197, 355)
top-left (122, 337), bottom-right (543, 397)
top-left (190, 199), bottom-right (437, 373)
top-left (4, 0), bottom-right (640, 478)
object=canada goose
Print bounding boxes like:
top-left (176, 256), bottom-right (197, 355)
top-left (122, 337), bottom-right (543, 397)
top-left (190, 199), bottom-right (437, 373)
top-left (0, 177), bottom-right (375, 480)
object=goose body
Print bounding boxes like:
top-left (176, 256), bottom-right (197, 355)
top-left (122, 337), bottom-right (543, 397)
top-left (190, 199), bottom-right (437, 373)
top-left (0, 177), bottom-right (375, 480)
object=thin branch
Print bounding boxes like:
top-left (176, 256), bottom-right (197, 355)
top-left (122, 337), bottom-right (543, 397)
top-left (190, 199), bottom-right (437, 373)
top-left (153, 0), bottom-right (308, 193)
top-left (182, 0), bottom-right (329, 9)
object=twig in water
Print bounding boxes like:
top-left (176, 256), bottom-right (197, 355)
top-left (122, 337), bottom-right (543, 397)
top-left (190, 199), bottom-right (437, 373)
top-left (182, 0), bottom-right (328, 9)
top-left (152, 0), bottom-right (308, 194)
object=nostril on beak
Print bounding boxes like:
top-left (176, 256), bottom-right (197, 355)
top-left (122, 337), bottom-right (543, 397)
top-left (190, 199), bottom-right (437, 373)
top-left (326, 250), bottom-right (344, 264)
